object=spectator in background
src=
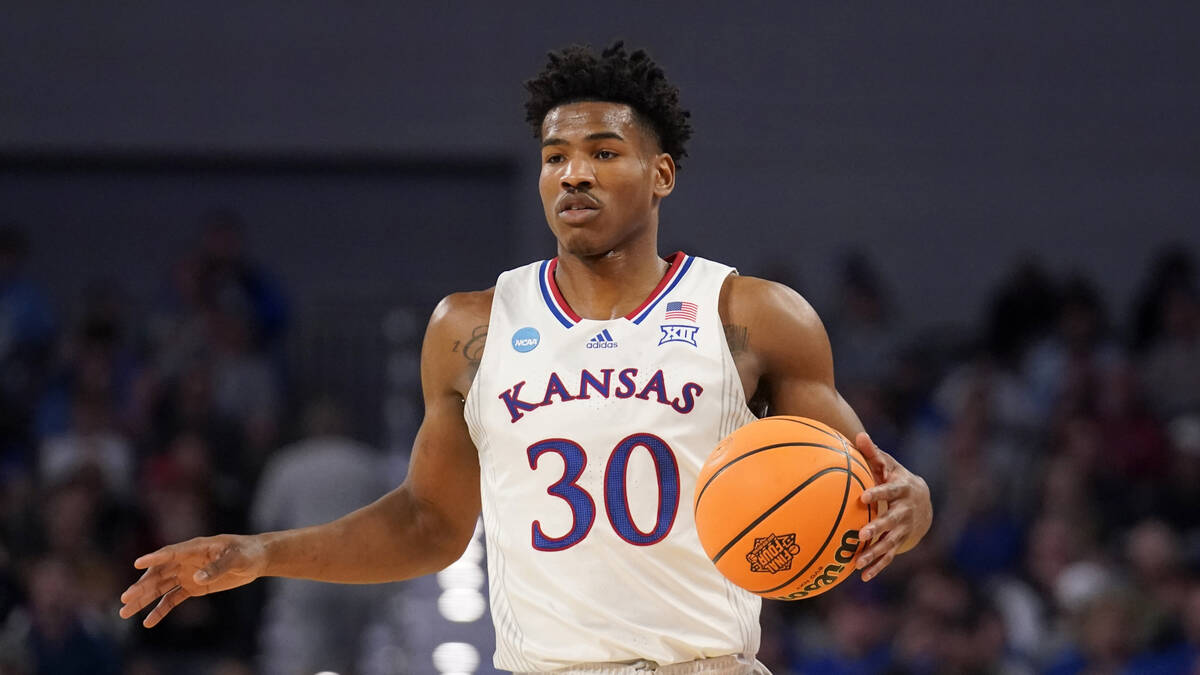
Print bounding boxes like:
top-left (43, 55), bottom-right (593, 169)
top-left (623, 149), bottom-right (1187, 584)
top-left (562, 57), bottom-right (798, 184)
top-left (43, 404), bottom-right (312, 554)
top-left (1140, 281), bottom-right (1200, 421)
top-left (935, 382), bottom-right (1027, 581)
top-left (913, 349), bottom-right (1041, 523)
top-left (1043, 589), bottom-right (1136, 675)
top-left (205, 305), bottom-right (281, 466)
top-left (1022, 275), bottom-right (1123, 419)
top-left (34, 280), bottom-right (141, 444)
top-left (194, 208), bottom-right (289, 351)
top-left (38, 393), bottom-right (134, 499)
top-left (150, 361), bottom-right (242, 480)
top-left (1093, 363), bottom-right (1169, 525)
top-left (958, 601), bottom-right (1035, 675)
top-left (984, 257), bottom-right (1060, 372)
top-left (889, 567), bottom-right (972, 673)
top-left (143, 209), bottom-right (290, 478)
top-left (1122, 520), bottom-right (1190, 653)
top-left (1130, 244), bottom-right (1195, 354)
top-left (141, 431), bottom-right (243, 536)
top-left (897, 263), bottom-right (1052, 562)
top-left (1126, 580), bottom-right (1200, 674)
top-left (0, 225), bottom-right (54, 471)
top-left (985, 512), bottom-right (1102, 666)
top-left (931, 257), bottom-right (1051, 438)
top-left (1158, 416), bottom-right (1200, 534)
top-left (250, 396), bottom-right (389, 675)
top-left (24, 555), bottom-right (121, 675)
top-left (131, 430), bottom-right (257, 673)
top-left (827, 250), bottom-right (899, 392)
top-left (826, 249), bottom-right (903, 453)
top-left (790, 582), bottom-right (895, 674)
top-left (146, 252), bottom-right (209, 382)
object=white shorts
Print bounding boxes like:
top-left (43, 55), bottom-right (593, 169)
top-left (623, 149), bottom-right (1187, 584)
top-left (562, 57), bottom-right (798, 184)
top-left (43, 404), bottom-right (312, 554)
top-left (516, 654), bottom-right (771, 674)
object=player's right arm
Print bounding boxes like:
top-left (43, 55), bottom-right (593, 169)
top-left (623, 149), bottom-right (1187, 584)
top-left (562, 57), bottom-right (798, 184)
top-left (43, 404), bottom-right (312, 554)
top-left (119, 291), bottom-right (492, 628)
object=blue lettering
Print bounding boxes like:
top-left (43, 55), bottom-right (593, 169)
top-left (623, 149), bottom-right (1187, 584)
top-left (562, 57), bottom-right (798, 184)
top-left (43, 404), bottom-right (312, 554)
top-left (499, 381), bottom-right (541, 422)
top-left (670, 382), bottom-right (704, 414)
top-left (635, 369), bottom-right (669, 404)
top-left (614, 368), bottom-right (639, 398)
top-left (577, 368), bottom-right (613, 400)
top-left (499, 368), bottom-right (702, 421)
top-left (540, 372), bottom-right (576, 405)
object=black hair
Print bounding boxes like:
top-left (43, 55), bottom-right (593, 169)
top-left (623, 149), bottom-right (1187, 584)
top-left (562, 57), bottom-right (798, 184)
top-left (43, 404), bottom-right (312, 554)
top-left (524, 41), bottom-right (693, 168)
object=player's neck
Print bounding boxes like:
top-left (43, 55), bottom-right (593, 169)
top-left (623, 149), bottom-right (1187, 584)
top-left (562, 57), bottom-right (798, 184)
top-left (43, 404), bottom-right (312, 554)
top-left (554, 244), bottom-right (670, 321)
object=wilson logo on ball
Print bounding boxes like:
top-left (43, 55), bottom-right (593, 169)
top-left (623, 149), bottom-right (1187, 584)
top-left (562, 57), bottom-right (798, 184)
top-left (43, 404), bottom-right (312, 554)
top-left (747, 533), bottom-right (801, 573)
top-left (834, 529), bottom-right (861, 564)
top-left (783, 563), bottom-right (844, 600)
top-left (781, 530), bottom-right (863, 599)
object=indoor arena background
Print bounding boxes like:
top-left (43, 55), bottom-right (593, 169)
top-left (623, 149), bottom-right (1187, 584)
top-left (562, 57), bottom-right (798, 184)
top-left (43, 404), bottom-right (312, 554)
top-left (1, 3), bottom-right (1198, 674)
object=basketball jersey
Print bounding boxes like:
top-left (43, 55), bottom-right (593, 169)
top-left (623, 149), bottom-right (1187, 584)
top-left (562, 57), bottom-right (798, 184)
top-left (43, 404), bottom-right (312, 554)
top-left (463, 252), bottom-right (761, 672)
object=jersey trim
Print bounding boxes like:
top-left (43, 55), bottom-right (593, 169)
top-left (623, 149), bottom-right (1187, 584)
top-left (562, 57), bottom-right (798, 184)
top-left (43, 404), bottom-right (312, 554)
top-left (629, 253), bottom-right (694, 325)
top-left (538, 251), bottom-right (693, 328)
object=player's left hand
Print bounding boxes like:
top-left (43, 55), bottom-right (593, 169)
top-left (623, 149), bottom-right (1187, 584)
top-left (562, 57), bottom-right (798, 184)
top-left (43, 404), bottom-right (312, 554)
top-left (852, 432), bottom-right (932, 582)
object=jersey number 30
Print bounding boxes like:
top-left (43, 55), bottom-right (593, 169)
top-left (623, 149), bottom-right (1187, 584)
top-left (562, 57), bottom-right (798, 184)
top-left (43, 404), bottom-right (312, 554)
top-left (527, 433), bottom-right (680, 551)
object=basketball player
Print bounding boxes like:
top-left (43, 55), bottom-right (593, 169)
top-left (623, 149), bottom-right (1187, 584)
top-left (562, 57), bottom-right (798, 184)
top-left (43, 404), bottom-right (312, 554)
top-left (120, 43), bottom-right (932, 674)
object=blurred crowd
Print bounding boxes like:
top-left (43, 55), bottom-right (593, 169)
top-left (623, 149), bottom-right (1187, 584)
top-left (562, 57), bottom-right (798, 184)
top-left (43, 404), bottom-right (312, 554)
top-left (0, 212), bottom-right (394, 675)
top-left (768, 246), bottom-right (1200, 674)
top-left (1, 210), bottom-right (1198, 675)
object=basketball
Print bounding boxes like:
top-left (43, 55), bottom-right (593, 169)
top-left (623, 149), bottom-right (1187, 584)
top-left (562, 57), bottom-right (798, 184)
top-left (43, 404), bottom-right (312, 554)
top-left (693, 416), bottom-right (877, 600)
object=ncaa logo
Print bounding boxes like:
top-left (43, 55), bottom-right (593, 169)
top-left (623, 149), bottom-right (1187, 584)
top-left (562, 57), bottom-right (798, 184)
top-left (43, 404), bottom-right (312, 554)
top-left (511, 326), bottom-right (540, 353)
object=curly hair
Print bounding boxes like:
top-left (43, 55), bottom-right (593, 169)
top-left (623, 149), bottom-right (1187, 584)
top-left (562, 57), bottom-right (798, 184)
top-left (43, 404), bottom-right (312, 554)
top-left (524, 41), bottom-right (693, 168)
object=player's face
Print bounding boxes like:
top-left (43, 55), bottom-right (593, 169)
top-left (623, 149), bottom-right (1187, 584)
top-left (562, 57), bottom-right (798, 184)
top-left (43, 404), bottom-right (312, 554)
top-left (539, 101), bottom-right (675, 257)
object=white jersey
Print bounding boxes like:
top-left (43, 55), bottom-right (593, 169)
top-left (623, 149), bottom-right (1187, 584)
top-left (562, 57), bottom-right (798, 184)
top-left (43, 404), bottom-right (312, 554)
top-left (463, 252), bottom-right (761, 672)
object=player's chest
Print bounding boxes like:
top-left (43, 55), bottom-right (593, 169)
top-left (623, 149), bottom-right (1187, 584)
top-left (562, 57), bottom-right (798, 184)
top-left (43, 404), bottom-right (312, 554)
top-left (480, 320), bottom-right (725, 425)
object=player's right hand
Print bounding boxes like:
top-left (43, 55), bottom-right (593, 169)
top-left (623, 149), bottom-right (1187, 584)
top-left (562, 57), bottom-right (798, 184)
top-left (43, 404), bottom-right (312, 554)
top-left (119, 533), bottom-right (268, 627)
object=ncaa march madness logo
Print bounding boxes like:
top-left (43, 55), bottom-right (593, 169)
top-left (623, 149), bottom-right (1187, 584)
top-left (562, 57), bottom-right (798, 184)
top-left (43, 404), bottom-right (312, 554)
top-left (511, 327), bottom-right (540, 353)
top-left (747, 532), bottom-right (801, 573)
top-left (659, 300), bottom-right (699, 347)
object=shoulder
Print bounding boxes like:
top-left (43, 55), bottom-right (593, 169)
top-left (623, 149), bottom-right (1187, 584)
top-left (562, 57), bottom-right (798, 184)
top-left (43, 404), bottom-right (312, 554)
top-left (423, 288), bottom-right (495, 397)
top-left (719, 274), bottom-right (824, 338)
top-left (718, 273), bottom-right (834, 385)
top-left (429, 288), bottom-right (494, 332)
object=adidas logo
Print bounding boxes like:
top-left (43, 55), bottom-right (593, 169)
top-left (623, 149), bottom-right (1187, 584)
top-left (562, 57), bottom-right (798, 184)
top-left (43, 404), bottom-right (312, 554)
top-left (586, 329), bottom-right (618, 349)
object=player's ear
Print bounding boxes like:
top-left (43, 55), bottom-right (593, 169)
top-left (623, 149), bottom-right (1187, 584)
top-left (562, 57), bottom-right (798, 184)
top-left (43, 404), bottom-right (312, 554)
top-left (653, 153), bottom-right (676, 198)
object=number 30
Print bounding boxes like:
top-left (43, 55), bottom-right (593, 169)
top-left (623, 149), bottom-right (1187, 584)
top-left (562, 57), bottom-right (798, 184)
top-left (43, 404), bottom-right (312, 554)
top-left (527, 433), bottom-right (680, 551)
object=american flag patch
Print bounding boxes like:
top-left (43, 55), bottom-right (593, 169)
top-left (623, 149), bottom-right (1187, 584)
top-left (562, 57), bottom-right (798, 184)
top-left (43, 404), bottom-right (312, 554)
top-left (664, 301), bottom-right (698, 322)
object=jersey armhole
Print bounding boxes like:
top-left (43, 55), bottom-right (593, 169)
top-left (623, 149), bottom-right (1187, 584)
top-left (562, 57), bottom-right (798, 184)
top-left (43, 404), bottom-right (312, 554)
top-left (462, 269), bottom-right (524, 415)
top-left (714, 268), bottom-right (740, 364)
top-left (713, 268), bottom-right (757, 418)
top-left (462, 303), bottom-right (497, 415)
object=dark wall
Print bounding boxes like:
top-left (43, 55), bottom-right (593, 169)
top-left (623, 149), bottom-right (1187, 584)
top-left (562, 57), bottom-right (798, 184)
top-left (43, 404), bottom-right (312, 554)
top-left (2, 2), bottom-right (1197, 327)
top-left (0, 163), bottom-right (516, 309)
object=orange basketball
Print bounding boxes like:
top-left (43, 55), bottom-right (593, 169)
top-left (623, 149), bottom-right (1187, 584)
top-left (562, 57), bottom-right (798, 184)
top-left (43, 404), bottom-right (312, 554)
top-left (693, 416), bottom-right (876, 600)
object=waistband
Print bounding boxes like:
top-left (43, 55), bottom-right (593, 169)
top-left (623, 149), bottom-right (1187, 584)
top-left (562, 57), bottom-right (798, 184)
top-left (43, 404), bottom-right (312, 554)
top-left (516, 653), bottom-right (770, 674)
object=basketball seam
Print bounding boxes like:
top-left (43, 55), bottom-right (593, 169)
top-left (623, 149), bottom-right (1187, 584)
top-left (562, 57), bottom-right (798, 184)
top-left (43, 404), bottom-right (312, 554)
top-left (774, 417), bottom-right (873, 475)
top-left (709, 465), bottom-right (847, 565)
top-left (694, 441), bottom-right (852, 511)
top-left (753, 445), bottom-right (854, 595)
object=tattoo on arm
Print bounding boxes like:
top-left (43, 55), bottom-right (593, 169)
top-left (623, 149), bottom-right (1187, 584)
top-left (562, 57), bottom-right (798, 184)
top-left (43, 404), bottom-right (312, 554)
top-left (725, 323), bottom-right (766, 416)
top-left (457, 325), bottom-right (487, 366)
top-left (723, 324), bottom-right (749, 353)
